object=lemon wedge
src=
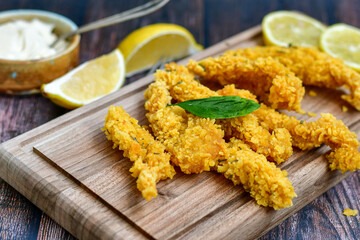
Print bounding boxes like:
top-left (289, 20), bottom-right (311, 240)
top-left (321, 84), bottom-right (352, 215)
top-left (118, 23), bottom-right (203, 76)
top-left (42, 49), bottom-right (125, 109)
top-left (262, 11), bottom-right (326, 47)
top-left (320, 23), bottom-right (360, 71)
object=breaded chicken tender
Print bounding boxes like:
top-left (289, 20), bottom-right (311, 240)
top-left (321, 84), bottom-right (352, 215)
top-left (217, 138), bottom-right (296, 210)
top-left (145, 73), bottom-right (296, 209)
top-left (253, 104), bottom-right (360, 173)
top-left (187, 55), bottom-right (305, 112)
top-left (216, 84), bottom-right (258, 102)
top-left (104, 106), bottom-right (176, 201)
top-left (226, 46), bottom-right (360, 111)
top-left (156, 63), bottom-right (293, 164)
top-left (144, 80), bottom-right (228, 174)
top-left (216, 84), bottom-right (360, 173)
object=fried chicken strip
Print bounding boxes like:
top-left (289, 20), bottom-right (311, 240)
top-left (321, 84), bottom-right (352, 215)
top-left (187, 55), bottom-right (305, 112)
top-left (104, 106), bottom-right (176, 201)
top-left (217, 88), bottom-right (293, 165)
top-left (217, 138), bottom-right (296, 210)
top-left (156, 63), bottom-right (293, 164)
top-left (217, 84), bottom-right (360, 173)
top-left (225, 46), bottom-right (360, 110)
top-left (144, 80), bottom-right (228, 174)
top-left (254, 105), bottom-right (360, 173)
top-left (145, 75), bottom-right (296, 209)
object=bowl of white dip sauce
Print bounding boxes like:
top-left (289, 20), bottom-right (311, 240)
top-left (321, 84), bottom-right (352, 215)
top-left (0, 9), bottom-right (80, 94)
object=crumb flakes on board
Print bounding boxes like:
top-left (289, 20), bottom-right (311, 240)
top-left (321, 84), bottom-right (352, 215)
top-left (343, 208), bottom-right (358, 216)
top-left (307, 111), bottom-right (317, 117)
top-left (308, 90), bottom-right (317, 97)
top-left (342, 106), bottom-right (349, 112)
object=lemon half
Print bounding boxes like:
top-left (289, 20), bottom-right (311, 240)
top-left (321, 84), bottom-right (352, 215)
top-left (118, 23), bottom-right (203, 76)
top-left (262, 11), bottom-right (326, 47)
top-left (320, 23), bottom-right (360, 71)
top-left (42, 49), bottom-right (125, 109)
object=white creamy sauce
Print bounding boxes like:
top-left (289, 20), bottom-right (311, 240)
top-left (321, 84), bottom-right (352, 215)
top-left (0, 18), bottom-right (68, 60)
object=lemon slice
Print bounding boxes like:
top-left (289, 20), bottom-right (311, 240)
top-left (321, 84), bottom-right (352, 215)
top-left (262, 11), bottom-right (326, 47)
top-left (118, 23), bottom-right (203, 76)
top-left (320, 23), bottom-right (360, 70)
top-left (41, 49), bottom-right (125, 109)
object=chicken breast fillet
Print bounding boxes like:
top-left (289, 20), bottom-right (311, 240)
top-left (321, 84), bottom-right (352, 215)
top-left (144, 80), bottom-right (228, 174)
top-left (104, 106), bottom-right (176, 201)
top-left (253, 104), bottom-right (360, 173)
top-left (187, 55), bottom-right (305, 112)
top-left (217, 138), bottom-right (296, 210)
top-left (216, 84), bottom-right (360, 173)
top-left (156, 63), bottom-right (293, 164)
top-left (225, 46), bottom-right (360, 111)
top-left (145, 73), bottom-right (296, 209)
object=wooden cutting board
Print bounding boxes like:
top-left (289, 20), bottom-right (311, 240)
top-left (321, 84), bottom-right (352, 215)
top-left (0, 25), bottom-right (359, 240)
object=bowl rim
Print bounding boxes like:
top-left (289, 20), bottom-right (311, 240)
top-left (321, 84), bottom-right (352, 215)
top-left (0, 9), bottom-right (80, 64)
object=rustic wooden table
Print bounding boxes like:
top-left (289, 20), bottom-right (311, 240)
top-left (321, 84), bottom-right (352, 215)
top-left (0, 0), bottom-right (359, 239)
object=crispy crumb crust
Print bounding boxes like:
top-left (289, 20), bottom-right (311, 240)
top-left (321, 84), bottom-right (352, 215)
top-left (217, 138), bottom-right (296, 210)
top-left (104, 106), bottom-right (176, 201)
top-left (156, 63), bottom-right (293, 164)
top-left (145, 80), bottom-right (228, 174)
top-left (145, 72), bottom-right (296, 209)
top-left (226, 46), bottom-right (360, 111)
top-left (187, 55), bottom-right (305, 113)
top-left (103, 54), bottom-right (360, 207)
top-left (254, 104), bottom-right (360, 173)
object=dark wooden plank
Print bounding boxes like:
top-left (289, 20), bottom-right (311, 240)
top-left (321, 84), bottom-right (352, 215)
top-left (0, 179), bottom-right (42, 240)
top-left (0, 95), bottom-right (70, 240)
top-left (36, 215), bottom-right (75, 240)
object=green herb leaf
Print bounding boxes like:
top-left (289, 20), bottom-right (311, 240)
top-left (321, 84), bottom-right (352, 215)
top-left (168, 96), bottom-right (260, 119)
top-left (199, 63), bottom-right (206, 72)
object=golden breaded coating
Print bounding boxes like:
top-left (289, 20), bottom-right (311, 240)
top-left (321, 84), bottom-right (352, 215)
top-left (253, 104), bottom-right (360, 173)
top-left (218, 114), bottom-right (292, 165)
top-left (144, 80), bottom-right (227, 174)
top-left (104, 106), bottom-right (176, 201)
top-left (158, 63), bottom-right (215, 100)
top-left (327, 146), bottom-right (360, 173)
top-left (187, 56), bottom-right (305, 112)
top-left (156, 63), bottom-right (293, 164)
top-left (216, 84), bottom-right (293, 164)
top-left (343, 208), bottom-right (358, 216)
top-left (145, 72), bottom-right (296, 209)
top-left (216, 84), bottom-right (258, 102)
top-left (217, 138), bottom-right (297, 210)
top-left (226, 46), bottom-right (360, 111)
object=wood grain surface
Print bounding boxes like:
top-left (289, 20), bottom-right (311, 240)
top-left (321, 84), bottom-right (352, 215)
top-left (0, 0), bottom-right (359, 239)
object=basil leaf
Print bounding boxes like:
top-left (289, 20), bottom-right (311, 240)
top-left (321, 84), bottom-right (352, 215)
top-left (169, 96), bottom-right (260, 119)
